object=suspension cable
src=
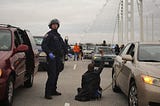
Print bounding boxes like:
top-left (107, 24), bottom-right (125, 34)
top-left (80, 0), bottom-right (112, 42)
top-left (112, 0), bottom-right (122, 44)
top-left (85, 0), bottom-right (111, 33)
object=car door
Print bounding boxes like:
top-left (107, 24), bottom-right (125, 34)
top-left (25, 30), bottom-right (39, 73)
top-left (114, 43), bottom-right (131, 90)
top-left (12, 31), bottom-right (26, 88)
top-left (120, 43), bottom-right (136, 94)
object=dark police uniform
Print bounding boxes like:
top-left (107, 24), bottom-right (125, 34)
top-left (42, 29), bottom-right (67, 97)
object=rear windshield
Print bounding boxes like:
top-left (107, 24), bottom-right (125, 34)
top-left (0, 29), bottom-right (11, 51)
top-left (96, 47), bottom-right (114, 54)
top-left (138, 44), bottom-right (160, 62)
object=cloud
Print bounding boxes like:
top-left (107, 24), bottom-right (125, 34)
top-left (0, 0), bottom-right (160, 43)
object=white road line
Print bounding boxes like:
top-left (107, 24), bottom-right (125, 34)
top-left (73, 64), bottom-right (77, 70)
top-left (64, 103), bottom-right (70, 106)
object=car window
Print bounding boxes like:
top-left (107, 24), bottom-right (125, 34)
top-left (17, 30), bottom-right (25, 44)
top-left (96, 47), bottom-right (114, 54)
top-left (87, 46), bottom-right (95, 50)
top-left (26, 31), bottom-right (37, 49)
top-left (138, 44), bottom-right (160, 62)
top-left (120, 43), bottom-right (131, 56)
top-left (126, 44), bottom-right (135, 57)
top-left (0, 29), bottom-right (11, 50)
top-left (14, 31), bottom-right (21, 47)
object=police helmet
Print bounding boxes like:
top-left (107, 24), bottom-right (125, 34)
top-left (48, 18), bottom-right (60, 29)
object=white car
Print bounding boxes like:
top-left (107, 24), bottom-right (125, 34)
top-left (83, 45), bottom-right (95, 59)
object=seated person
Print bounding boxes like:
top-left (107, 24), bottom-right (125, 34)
top-left (75, 50), bottom-right (104, 101)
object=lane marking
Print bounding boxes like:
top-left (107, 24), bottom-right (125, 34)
top-left (64, 103), bottom-right (70, 106)
top-left (73, 64), bottom-right (77, 70)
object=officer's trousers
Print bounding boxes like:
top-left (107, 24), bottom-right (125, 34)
top-left (45, 57), bottom-right (61, 96)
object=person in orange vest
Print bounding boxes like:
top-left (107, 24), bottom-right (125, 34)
top-left (73, 43), bottom-right (80, 61)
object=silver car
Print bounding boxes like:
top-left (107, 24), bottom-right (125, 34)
top-left (112, 42), bottom-right (160, 106)
top-left (33, 36), bottom-right (47, 71)
top-left (83, 45), bottom-right (95, 59)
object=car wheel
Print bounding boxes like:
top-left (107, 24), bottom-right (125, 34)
top-left (5, 76), bottom-right (14, 106)
top-left (112, 70), bottom-right (120, 92)
top-left (24, 73), bottom-right (34, 88)
top-left (128, 81), bottom-right (138, 106)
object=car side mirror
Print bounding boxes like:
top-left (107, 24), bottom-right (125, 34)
top-left (122, 55), bottom-right (133, 61)
top-left (14, 44), bottom-right (29, 53)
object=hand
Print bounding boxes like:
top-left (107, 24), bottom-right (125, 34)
top-left (99, 50), bottom-right (104, 56)
top-left (49, 53), bottom-right (55, 59)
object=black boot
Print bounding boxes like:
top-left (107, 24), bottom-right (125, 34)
top-left (45, 95), bottom-right (52, 99)
top-left (52, 91), bottom-right (61, 96)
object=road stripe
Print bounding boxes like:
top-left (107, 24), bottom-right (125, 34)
top-left (64, 103), bottom-right (70, 106)
top-left (73, 64), bottom-right (77, 70)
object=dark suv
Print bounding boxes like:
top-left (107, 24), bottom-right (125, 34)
top-left (0, 24), bottom-right (39, 106)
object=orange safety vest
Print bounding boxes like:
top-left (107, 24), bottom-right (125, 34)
top-left (73, 45), bottom-right (80, 53)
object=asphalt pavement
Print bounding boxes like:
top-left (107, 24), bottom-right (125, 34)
top-left (13, 59), bottom-right (128, 106)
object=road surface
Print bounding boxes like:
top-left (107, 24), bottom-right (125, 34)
top-left (13, 59), bottom-right (128, 106)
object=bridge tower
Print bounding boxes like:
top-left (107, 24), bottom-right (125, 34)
top-left (118, 0), bottom-right (124, 45)
top-left (137, 0), bottom-right (144, 41)
top-left (125, 0), bottom-right (134, 42)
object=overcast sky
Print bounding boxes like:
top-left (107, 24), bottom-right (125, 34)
top-left (0, 0), bottom-right (160, 44)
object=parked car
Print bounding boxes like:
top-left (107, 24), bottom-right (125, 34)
top-left (112, 42), bottom-right (160, 106)
top-left (33, 36), bottom-right (47, 71)
top-left (92, 46), bottom-right (116, 66)
top-left (83, 45), bottom-right (95, 59)
top-left (0, 24), bottom-right (39, 106)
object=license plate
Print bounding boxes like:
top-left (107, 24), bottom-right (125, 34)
top-left (105, 62), bottom-right (109, 64)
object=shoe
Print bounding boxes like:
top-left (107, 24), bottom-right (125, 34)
top-left (77, 88), bottom-right (82, 93)
top-left (45, 95), bottom-right (52, 99)
top-left (75, 96), bottom-right (90, 102)
top-left (52, 91), bottom-right (61, 96)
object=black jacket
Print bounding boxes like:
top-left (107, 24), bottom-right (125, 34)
top-left (75, 58), bottom-right (104, 101)
top-left (81, 62), bottom-right (104, 93)
top-left (42, 29), bottom-right (67, 57)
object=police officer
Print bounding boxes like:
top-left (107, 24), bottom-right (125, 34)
top-left (42, 18), bottom-right (67, 99)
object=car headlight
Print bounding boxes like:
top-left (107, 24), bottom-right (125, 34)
top-left (39, 52), bottom-right (47, 57)
top-left (141, 75), bottom-right (160, 87)
top-left (93, 56), bottom-right (101, 60)
top-left (0, 69), bottom-right (3, 77)
top-left (94, 56), bottom-right (97, 59)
